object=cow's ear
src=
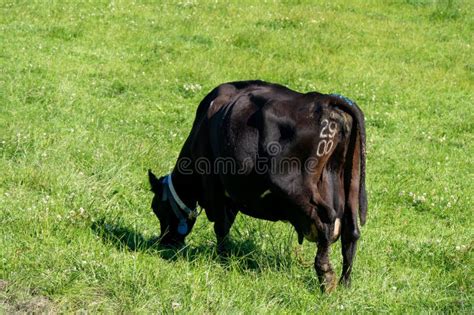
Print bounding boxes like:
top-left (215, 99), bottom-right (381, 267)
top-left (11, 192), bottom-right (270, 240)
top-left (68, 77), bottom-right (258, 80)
top-left (148, 169), bottom-right (162, 194)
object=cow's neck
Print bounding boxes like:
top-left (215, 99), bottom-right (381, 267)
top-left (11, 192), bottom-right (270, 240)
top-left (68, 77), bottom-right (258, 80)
top-left (169, 170), bottom-right (198, 209)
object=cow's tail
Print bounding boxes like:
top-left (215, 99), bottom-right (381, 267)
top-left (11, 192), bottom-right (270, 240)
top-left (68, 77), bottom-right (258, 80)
top-left (329, 94), bottom-right (367, 226)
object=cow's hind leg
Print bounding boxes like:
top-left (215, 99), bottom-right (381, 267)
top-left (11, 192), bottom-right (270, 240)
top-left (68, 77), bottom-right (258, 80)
top-left (340, 215), bottom-right (360, 286)
top-left (214, 205), bottom-right (238, 254)
top-left (314, 241), bottom-right (337, 293)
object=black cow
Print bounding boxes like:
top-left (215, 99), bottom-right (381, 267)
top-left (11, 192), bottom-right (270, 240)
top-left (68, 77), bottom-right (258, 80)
top-left (148, 80), bottom-right (367, 292)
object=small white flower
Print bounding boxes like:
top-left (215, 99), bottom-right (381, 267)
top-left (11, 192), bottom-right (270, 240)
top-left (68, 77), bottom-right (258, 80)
top-left (183, 83), bottom-right (202, 93)
top-left (171, 302), bottom-right (181, 310)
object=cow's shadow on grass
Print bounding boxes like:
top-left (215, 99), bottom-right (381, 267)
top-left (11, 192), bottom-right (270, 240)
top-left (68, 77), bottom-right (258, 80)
top-left (91, 219), bottom-right (295, 273)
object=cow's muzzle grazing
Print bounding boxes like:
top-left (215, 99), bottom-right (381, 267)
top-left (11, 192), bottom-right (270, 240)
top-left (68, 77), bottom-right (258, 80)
top-left (148, 170), bottom-right (199, 247)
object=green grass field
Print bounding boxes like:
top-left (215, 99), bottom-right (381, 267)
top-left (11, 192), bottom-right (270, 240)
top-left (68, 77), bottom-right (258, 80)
top-left (1, 0), bottom-right (473, 313)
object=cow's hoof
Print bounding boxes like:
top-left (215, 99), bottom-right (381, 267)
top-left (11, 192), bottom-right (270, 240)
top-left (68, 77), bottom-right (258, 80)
top-left (339, 276), bottom-right (352, 287)
top-left (320, 272), bottom-right (337, 293)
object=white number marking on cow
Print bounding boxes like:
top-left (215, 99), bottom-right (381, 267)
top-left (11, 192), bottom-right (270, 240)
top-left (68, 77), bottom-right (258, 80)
top-left (317, 139), bottom-right (334, 157)
top-left (316, 119), bottom-right (337, 157)
top-left (320, 119), bottom-right (329, 138)
top-left (328, 121), bottom-right (337, 138)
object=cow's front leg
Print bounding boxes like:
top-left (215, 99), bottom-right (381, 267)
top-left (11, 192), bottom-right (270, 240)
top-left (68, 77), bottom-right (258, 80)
top-left (340, 215), bottom-right (360, 286)
top-left (314, 241), bottom-right (337, 293)
top-left (214, 206), bottom-right (238, 254)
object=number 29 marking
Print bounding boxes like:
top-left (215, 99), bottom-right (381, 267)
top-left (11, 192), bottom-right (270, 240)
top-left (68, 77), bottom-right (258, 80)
top-left (317, 119), bottom-right (337, 157)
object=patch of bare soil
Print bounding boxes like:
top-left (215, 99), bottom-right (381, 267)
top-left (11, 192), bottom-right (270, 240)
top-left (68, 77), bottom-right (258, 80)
top-left (0, 280), bottom-right (55, 314)
top-left (14, 296), bottom-right (53, 313)
top-left (0, 280), bottom-right (10, 313)
top-left (0, 280), bottom-right (8, 292)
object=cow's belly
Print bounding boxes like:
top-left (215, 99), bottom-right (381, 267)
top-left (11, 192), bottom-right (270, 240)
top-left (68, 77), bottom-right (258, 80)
top-left (238, 200), bottom-right (286, 222)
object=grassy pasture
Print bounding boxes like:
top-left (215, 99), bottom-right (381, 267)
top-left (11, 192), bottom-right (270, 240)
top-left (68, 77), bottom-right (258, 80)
top-left (0, 0), bottom-right (473, 313)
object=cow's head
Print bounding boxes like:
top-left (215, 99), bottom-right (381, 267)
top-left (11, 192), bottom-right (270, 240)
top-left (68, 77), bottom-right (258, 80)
top-left (148, 169), bottom-right (195, 247)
